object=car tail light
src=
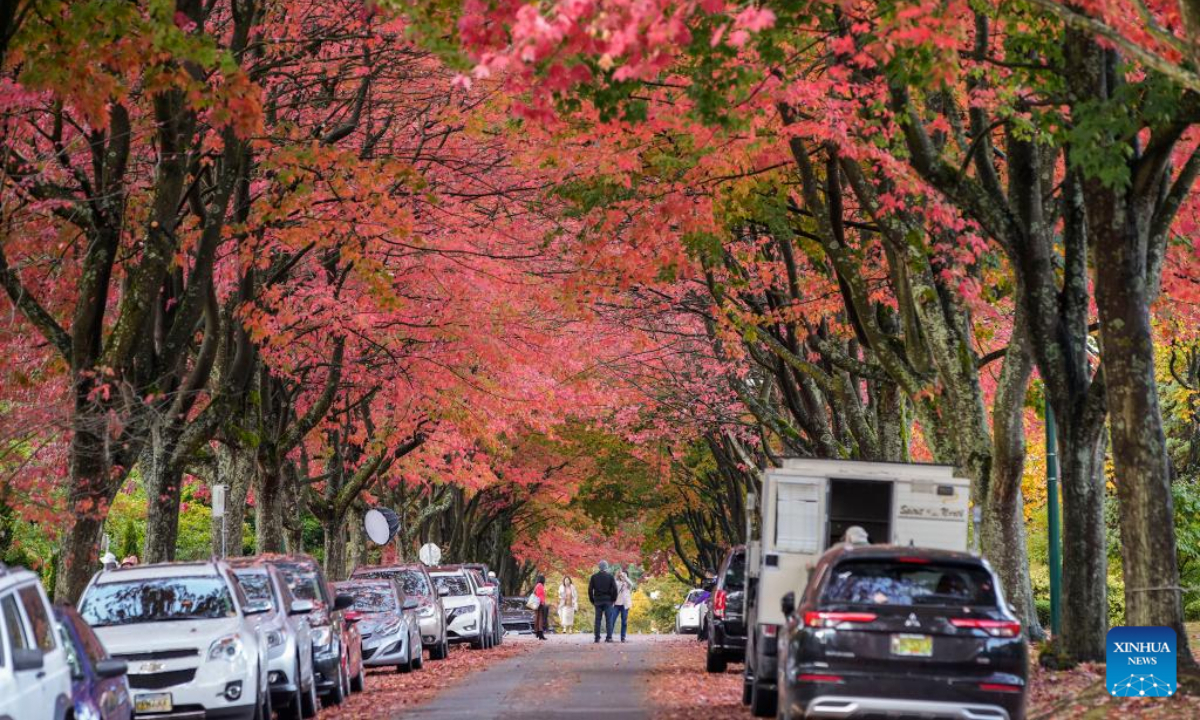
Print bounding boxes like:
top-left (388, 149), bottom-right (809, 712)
top-left (714, 589), bottom-right (727, 619)
top-left (950, 618), bottom-right (1022, 638)
top-left (895, 556), bottom-right (930, 563)
top-left (797, 674), bottom-right (844, 683)
top-left (979, 683), bottom-right (1023, 693)
top-left (761, 624), bottom-right (778, 638)
top-left (804, 611), bottom-right (876, 628)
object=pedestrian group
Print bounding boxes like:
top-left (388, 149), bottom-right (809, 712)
top-left (526, 560), bottom-right (636, 642)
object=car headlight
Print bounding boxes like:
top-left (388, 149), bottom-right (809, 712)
top-left (266, 630), bottom-right (285, 648)
top-left (208, 634), bottom-right (244, 662)
top-left (418, 606), bottom-right (435, 618)
top-left (376, 620), bottom-right (402, 638)
top-left (312, 625), bottom-right (334, 647)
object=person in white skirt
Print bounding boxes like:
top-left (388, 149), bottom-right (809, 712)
top-left (557, 577), bottom-right (578, 634)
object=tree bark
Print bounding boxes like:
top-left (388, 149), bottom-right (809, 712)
top-left (255, 463), bottom-right (286, 553)
top-left (1093, 200), bottom-right (1194, 664)
top-left (1058, 421), bottom-right (1108, 660)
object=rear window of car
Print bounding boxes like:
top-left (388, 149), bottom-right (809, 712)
top-left (821, 559), bottom-right (997, 607)
top-left (721, 551), bottom-right (745, 591)
top-left (17, 586), bottom-right (55, 651)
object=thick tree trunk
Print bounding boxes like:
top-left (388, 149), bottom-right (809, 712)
top-left (1094, 209), bottom-right (1193, 665)
top-left (323, 513), bottom-right (347, 580)
top-left (981, 315), bottom-right (1042, 639)
top-left (345, 505), bottom-right (366, 577)
top-left (55, 401), bottom-right (126, 602)
top-left (255, 463), bottom-right (286, 553)
top-left (142, 427), bottom-right (183, 564)
top-left (210, 445), bottom-right (254, 557)
top-left (1058, 424), bottom-right (1108, 661)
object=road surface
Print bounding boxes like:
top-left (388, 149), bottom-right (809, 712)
top-left (404, 635), bottom-right (673, 719)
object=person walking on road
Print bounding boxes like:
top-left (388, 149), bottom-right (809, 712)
top-left (533, 575), bottom-right (549, 640)
top-left (588, 560), bottom-right (618, 643)
top-left (614, 567), bottom-right (633, 643)
top-left (558, 577), bottom-right (578, 634)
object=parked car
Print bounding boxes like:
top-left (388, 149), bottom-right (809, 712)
top-left (334, 579), bottom-right (423, 673)
top-left (465, 567), bottom-right (502, 647)
top-left (429, 566), bottom-right (494, 649)
top-left (256, 554), bottom-right (362, 704)
top-left (777, 544), bottom-right (1028, 720)
top-left (705, 545), bottom-right (747, 673)
top-left (229, 560), bottom-right (318, 719)
top-left (53, 604), bottom-right (132, 720)
top-left (675, 589), bottom-right (708, 634)
top-left (351, 563), bottom-right (449, 660)
top-left (78, 560), bottom-right (272, 720)
top-left (0, 562), bottom-right (73, 720)
top-left (500, 596), bottom-right (535, 635)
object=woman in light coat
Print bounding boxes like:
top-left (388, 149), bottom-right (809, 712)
top-left (614, 568), bottom-right (633, 642)
top-left (557, 577), bottom-right (578, 633)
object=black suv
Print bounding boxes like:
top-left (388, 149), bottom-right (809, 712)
top-left (705, 545), bottom-right (747, 672)
top-left (778, 545), bottom-right (1027, 720)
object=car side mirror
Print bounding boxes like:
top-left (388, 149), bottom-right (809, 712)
top-left (477, 586), bottom-right (495, 596)
top-left (13, 648), bottom-right (44, 673)
top-left (94, 658), bottom-right (128, 679)
top-left (403, 598), bottom-right (419, 611)
top-left (343, 610), bottom-right (363, 624)
top-left (781, 591), bottom-right (796, 618)
top-left (333, 594), bottom-right (355, 611)
top-left (290, 599), bottom-right (315, 615)
top-left (437, 586), bottom-right (450, 597)
top-left (243, 599), bottom-right (272, 616)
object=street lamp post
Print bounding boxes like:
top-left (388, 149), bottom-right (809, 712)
top-left (1046, 403), bottom-right (1062, 638)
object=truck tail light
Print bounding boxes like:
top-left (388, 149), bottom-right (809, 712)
top-left (797, 674), bottom-right (844, 683)
top-left (713, 589), bottom-right (727, 619)
top-left (761, 624), bottom-right (778, 638)
top-left (950, 618), bottom-right (1022, 638)
top-left (803, 611), bottom-right (876, 628)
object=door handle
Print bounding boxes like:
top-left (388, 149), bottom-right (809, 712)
top-left (35, 671), bottom-right (45, 679)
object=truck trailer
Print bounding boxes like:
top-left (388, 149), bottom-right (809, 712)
top-left (742, 458), bottom-right (971, 717)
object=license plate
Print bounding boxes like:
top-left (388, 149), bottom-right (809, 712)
top-left (134, 692), bottom-right (173, 713)
top-left (891, 634), bottom-right (933, 657)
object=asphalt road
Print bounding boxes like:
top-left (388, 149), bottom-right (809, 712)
top-left (404, 634), bottom-right (671, 719)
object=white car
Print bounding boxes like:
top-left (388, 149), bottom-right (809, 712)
top-left (79, 560), bottom-right (272, 720)
top-left (429, 568), bottom-right (493, 649)
top-left (0, 562), bottom-right (72, 720)
top-left (675, 589), bottom-right (708, 634)
top-left (231, 563), bottom-right (317, 719)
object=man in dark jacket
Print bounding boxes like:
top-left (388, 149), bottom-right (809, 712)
top-left (588, 560), bottom-right (618, 643)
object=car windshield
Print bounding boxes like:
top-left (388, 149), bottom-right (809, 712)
top-left (274, 565), bottom-right (322, 603)
top-left (432, 575), bottom-right (471, 596)
top-left (233, 572), bottom-right (275, 609)
top-left (357, 569), bottom-right (431, 598)
top-left (81, 577), bottom-right (236, 626)
top-left (501, 598), bottom-right (528, 613)
top-left (340, 585), bottom-right (396, 613)
top-left (822, 560), bottom-right (998, 607)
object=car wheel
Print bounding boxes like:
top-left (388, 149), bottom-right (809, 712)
top-left (301, 673), bottom-right (319, 719)
top-left (351, 660), bottom-right (365, 693)
top-left (470, 633), bottom-right (484, 650)
top-left (742, 676), bottom-right (753, 706)
top-left (706, 641), bottom-right (728, 673)
top-left (325, 659), bottom-right (346, 706)
top-left (254, 673), bottom-right (272, 720)
top-left (750, 679), bottom-right (777, 717)
top-left (429, 637), bottom-right (447, 660)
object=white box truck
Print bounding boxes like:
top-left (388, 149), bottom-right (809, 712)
top-left (742, 458), bottom-right (971, 717)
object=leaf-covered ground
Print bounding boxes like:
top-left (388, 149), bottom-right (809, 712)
top-left (646, 636), bottom-right (1200, 719)
top-left (315, 641), bottom-right (531, 720)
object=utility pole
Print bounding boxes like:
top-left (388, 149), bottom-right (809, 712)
top-left (1046, 402), bottom-right (1062, 638)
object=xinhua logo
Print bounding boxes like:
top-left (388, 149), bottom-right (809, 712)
top-left (1106, 626), bottom-right (1176, 697)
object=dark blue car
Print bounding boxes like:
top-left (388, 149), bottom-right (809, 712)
top-left (53, 604), bottom-right (133, 720)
